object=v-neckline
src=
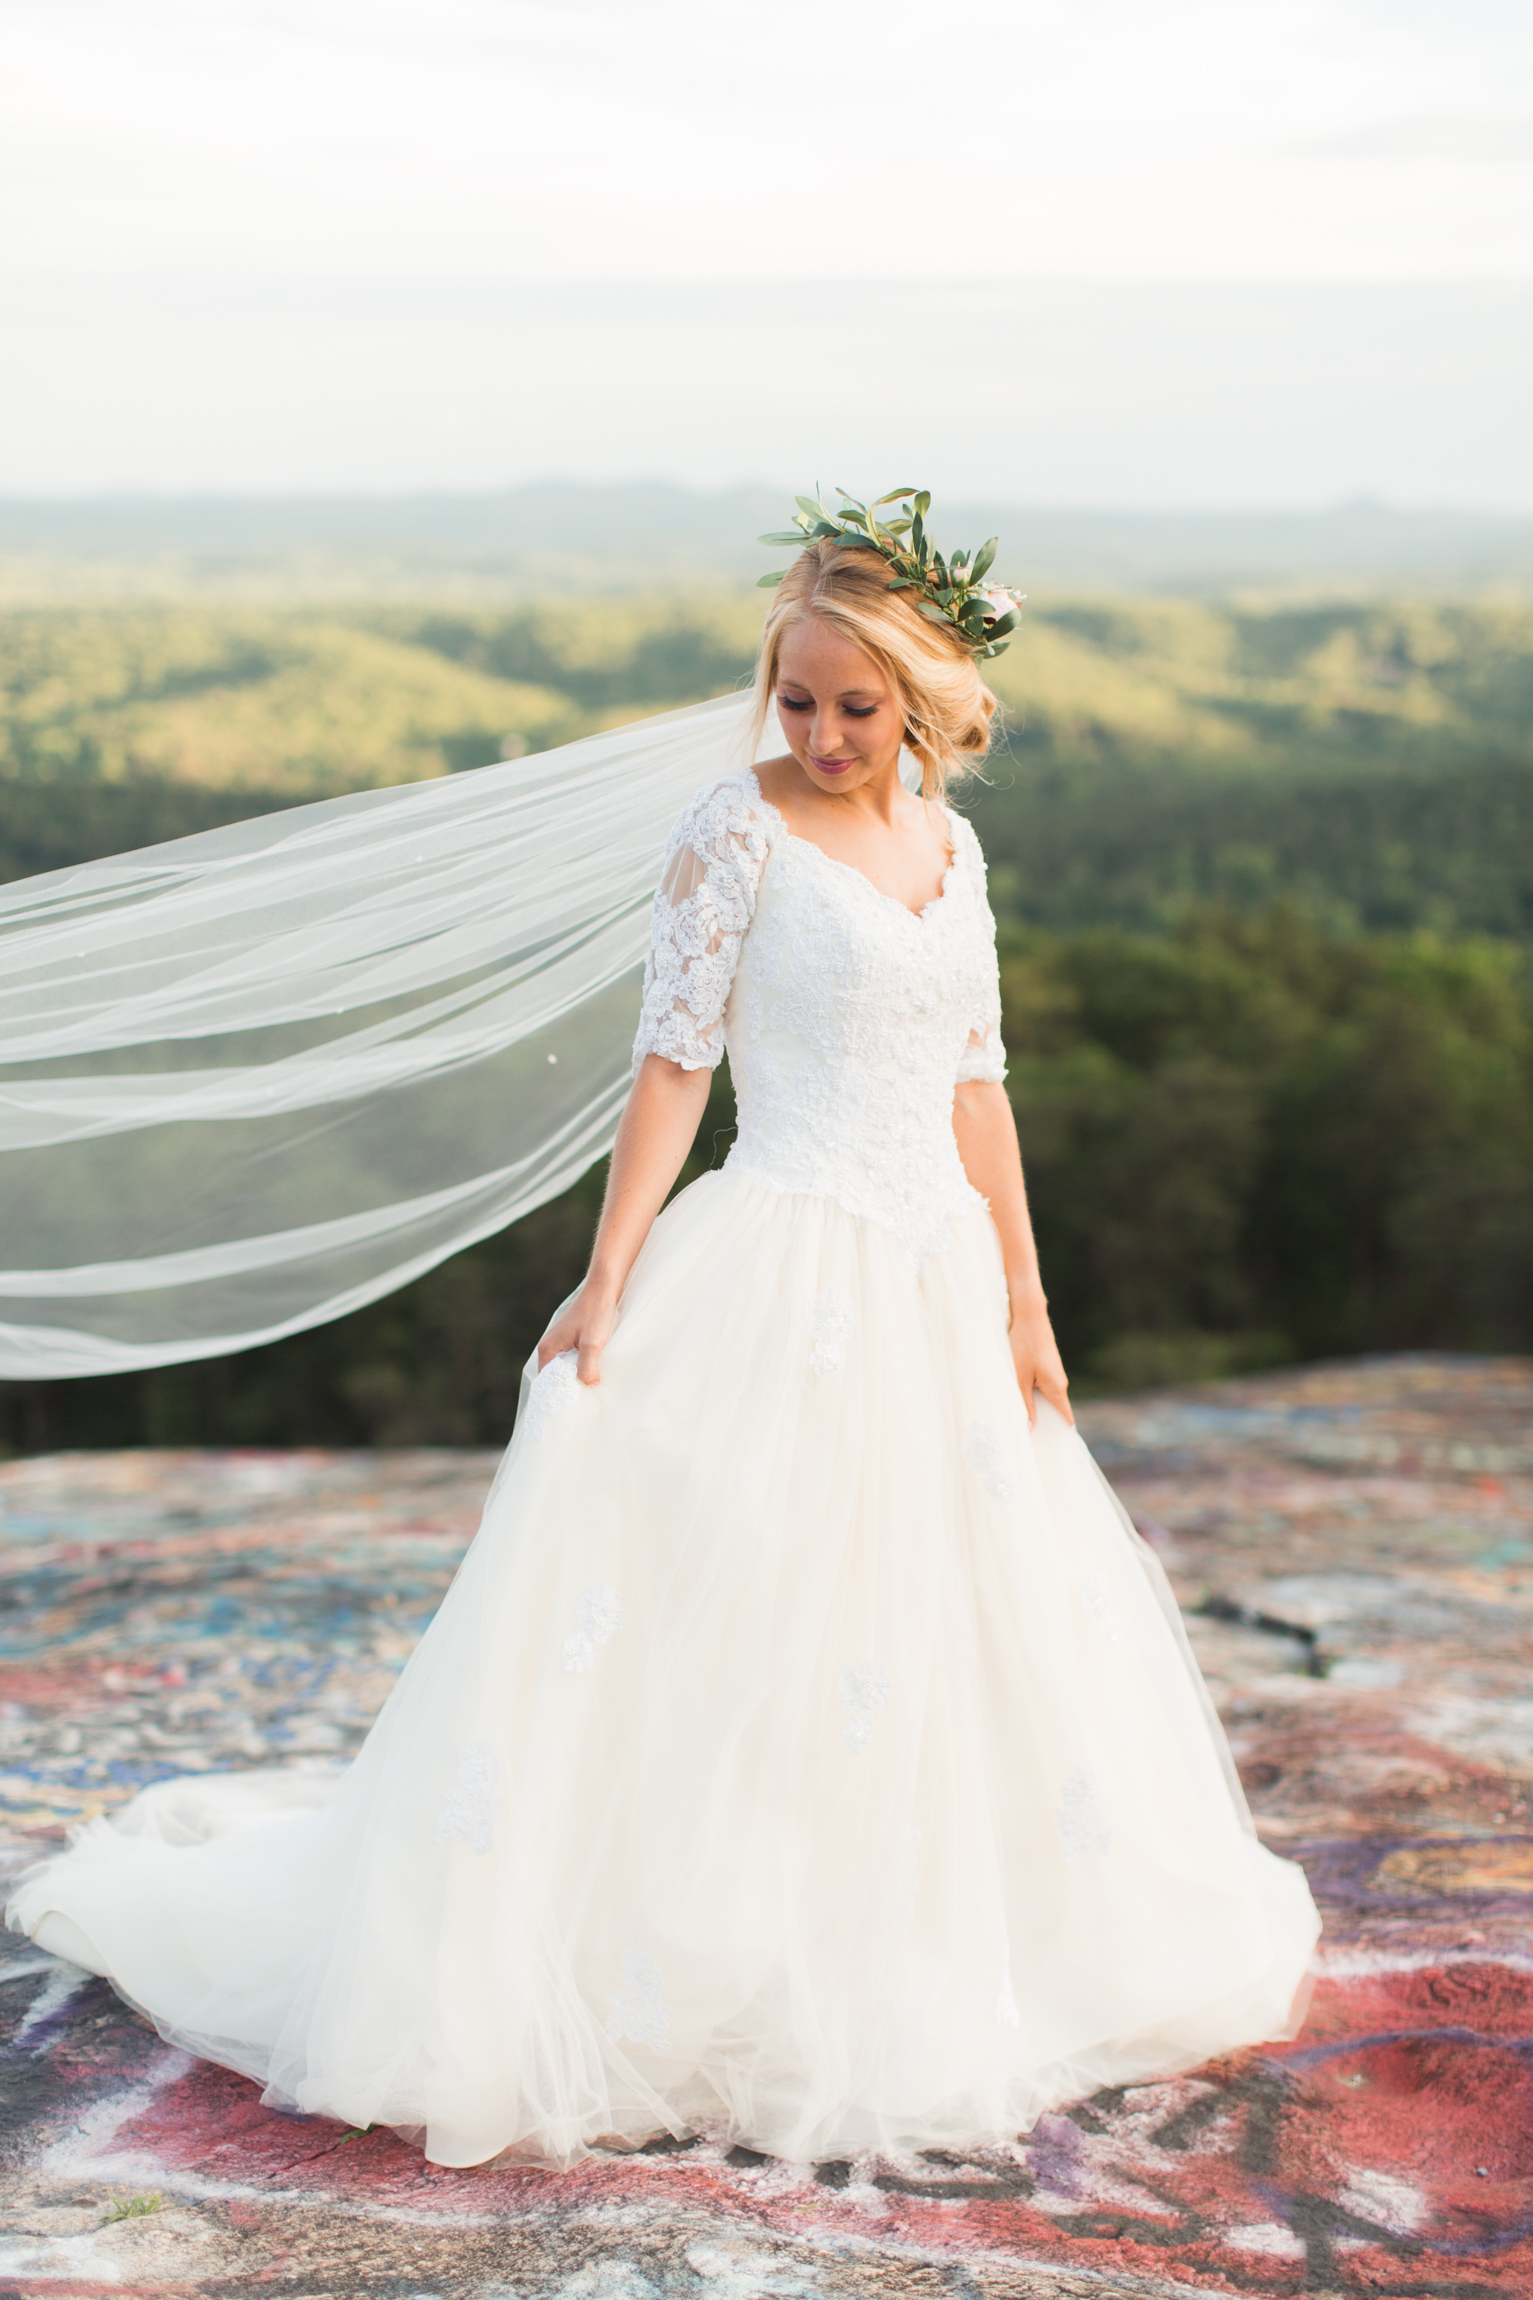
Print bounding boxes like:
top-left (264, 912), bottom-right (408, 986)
top-left (744, 770), bottom-right (958, 924)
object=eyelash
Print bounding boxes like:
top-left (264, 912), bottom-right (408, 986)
top-left (780, 698), bottom-right (878, 719)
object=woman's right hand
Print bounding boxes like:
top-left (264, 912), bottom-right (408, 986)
top-left (534, 1055), bottom-right (710, 1389)
top-left (536, 1279), bottom-right (619, 1386)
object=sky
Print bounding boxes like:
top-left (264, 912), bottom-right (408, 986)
top-left (2, 0), bottom-right (1531, 503)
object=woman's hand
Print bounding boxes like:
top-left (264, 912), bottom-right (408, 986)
top-left (1009, 1278), bottom-right (1073, 1428)
top-left (950, 1079), bottom-right (1073, 1429)
top-left (537, 1278), bottom-right (619, 1387)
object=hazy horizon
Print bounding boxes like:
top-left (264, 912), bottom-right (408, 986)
top-left (3, 480), bottom-right (1530, 599)
top-left (7, 278), bottom-right (1531, 511)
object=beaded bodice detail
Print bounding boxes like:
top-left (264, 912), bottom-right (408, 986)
top-left (632, 769), bottom-right (1007, 1263)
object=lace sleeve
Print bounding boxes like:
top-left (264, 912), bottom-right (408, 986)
top-left (952, 817), bottom-right (1008, 1086)
top-left (632, 777), bottom-right (772, 1072)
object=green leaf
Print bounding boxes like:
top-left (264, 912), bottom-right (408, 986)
top-left (756, 570), bottom-right (787, 588)
top-left (794, 495), bottom-right (823, 520)
top-left (986, 608), bottom-right (1018, 638)
top-left (914, 491), bottom-right (931, 520)
top-left (971, 537), bottom-right (998, 583)
top-left (870, 486), bottom-right (920, 508)
top-left (758, 530), bottom-right (807, 546)
top-left (883, 518), bottom-right (913, 536)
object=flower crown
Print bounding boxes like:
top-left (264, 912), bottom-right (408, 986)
top-left (758, 487), bottom-right (1024, 660)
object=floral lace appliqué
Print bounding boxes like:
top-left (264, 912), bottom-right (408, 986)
top-left (840, 1661), bottom-right (892, 1752)
top-left (563, 1582), bottom-right (627, 1673)
top-left (808, 1289), bottom-right (854, 1378)
top-left (522, 1351), bottom-right (580, 1442)
top-left (1082, 1571), bottom-right (1124, 1645)
top-left (632, 779), bottom-right (771, 1074)
top-left (1056, 1764), bottom-right (1113, 1861)
top-left (607, 1948), bottom-right (670, 2053)
top-left (963, 1420), bottom-right (1021, 1502)
top-left (434, 1739), bottom-right (500, 1856)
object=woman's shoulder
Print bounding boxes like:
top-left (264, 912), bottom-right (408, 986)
top-left (940, 804), bottom-right (987, 875)
top-left (671, 766), bottom-right (777, 840)
top-left (665, 766), bottom-right (777, 868)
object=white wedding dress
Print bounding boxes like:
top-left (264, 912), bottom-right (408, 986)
top-left (8, 768), bottom-right (1319, 2168)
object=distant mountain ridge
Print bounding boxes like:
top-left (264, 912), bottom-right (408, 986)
top-left (2, 484), bottom-right (1531, 596)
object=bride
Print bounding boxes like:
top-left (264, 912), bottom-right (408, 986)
top-left (7, 493), bottom-right (1319, 2170)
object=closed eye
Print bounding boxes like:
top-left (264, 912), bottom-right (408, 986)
top-left (778, 697), bottom-right (880, 718)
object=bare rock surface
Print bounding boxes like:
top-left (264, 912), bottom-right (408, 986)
top-left (1, 1353), bottom-right (1530, 2296)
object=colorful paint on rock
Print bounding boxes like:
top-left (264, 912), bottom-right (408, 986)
top-left (1, 1355), bottom-right (1529, 2296)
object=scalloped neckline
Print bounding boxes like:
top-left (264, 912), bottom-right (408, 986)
top-left (743, 770), bottom-right (958, 923)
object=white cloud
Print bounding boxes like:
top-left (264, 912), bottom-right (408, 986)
top-left (1295, 112), bottom-right (1533, 162)
top-left (0, 0), bottom-right (1530, 281)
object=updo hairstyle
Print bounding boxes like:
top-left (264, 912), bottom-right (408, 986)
top-left (750, 541), bottom-right (999, 800)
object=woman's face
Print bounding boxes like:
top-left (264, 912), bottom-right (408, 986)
top-left (775, 618), bottom-right (906, 797)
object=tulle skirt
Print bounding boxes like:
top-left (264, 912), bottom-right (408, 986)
top-left (7, 1168), bottom-right (1319, 2168)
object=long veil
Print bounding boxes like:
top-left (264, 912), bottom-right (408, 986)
top-left (0, 690), bottom-right (761, 1380)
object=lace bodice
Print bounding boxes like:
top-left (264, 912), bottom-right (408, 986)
top-left (632, 769), bottom-right (1007, 1263)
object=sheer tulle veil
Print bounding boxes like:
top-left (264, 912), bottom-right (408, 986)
top-left (0, 692), bottom-right (766, 1378)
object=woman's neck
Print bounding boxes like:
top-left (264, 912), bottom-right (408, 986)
top-left (756, 754), bottom-right (918, 834)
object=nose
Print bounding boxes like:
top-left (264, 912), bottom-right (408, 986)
top-left (811, 712), bottom-right (848, 756)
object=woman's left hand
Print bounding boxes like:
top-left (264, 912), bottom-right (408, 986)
top-left (949, 1078), bottom-right (1073, 1428)
top-left (1009, 1282), bottom-right (1073, 1427)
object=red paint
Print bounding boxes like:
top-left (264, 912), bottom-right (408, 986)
top-left (83, 1960), bottom-right (1530, 2297)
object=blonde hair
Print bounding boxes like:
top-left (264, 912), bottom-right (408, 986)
top-left (749, 541), bottom-right (999, 800)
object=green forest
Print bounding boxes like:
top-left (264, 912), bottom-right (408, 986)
top-left (4, 592), bottom-right (1531, 933)
top-left (1, 591), bottom-right (1530, 1448)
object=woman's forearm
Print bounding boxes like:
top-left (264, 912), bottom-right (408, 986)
top-left (537, 1054), bottom-right (712, 1381)
top-left (952, 1077), bottom-right (1071, 1423)
top-left (951, 1079), bottom-right (1044, 1304)
top-left (586, 1054), bottom-right (713, 1300)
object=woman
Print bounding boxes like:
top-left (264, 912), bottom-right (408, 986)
top-left (8, 497), bottom-right (1319, 2170)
